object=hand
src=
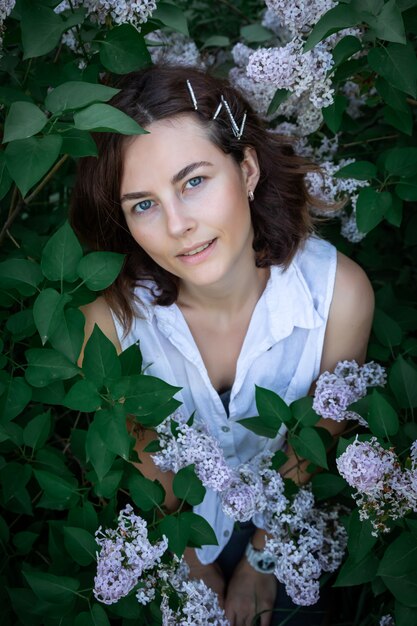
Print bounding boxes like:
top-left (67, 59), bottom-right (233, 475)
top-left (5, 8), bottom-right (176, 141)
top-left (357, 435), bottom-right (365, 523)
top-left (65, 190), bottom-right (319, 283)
top-left (183, 547), bottom-right (226, 609)
top-left (224, 557), bottom-right (277, 626)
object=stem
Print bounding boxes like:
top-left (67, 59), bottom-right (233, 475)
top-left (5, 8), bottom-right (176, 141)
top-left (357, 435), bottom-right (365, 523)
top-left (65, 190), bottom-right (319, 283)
top-left (341, 133), bottom-right (398, 148)
top-left (217, 0), bottom-right (251, 22)
top-left (0, 154), bottom-right (69, 246)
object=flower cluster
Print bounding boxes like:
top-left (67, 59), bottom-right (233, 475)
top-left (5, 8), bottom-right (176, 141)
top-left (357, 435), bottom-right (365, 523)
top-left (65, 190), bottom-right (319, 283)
top-left (55, 0), bottom-right (156, 28)
top-left (379, 615), bottom-right (395, 626)
top-left (313, 360), bottom-right (386, 424)
top-left (264, 487), bottom-right (348, 605)
top-left (94, 504), bottom-right (168, 605)
top-left (95, 510), bottom-right (228, 623)
top-left (337, 437), bottom-right (417, 535)
top-left (153, 416), bottom-right (347, 606)
top-left (147, 30), bottom-right (207, 68)
top-left (0, 0), bottom-right (15, 51)
top-left (265, 0), bottom-right (335, 36)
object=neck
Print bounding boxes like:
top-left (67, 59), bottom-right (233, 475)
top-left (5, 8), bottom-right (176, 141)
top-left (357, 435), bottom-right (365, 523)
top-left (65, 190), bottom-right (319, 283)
top-left (177, 258), bottom-right (270, 319)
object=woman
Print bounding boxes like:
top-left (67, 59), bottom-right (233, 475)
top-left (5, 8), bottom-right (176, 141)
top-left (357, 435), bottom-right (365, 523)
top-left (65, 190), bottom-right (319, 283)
top-left (72, 65), bottom-right (374, 626)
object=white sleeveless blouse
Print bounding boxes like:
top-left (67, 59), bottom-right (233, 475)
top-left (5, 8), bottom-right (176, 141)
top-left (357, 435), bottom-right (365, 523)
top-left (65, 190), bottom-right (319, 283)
top-left (112, 235), bottom-right (337, 564)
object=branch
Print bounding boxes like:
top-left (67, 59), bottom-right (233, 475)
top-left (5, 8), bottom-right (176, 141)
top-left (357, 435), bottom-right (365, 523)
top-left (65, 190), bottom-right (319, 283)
top-left (0, 154), bottom-right (69, 246)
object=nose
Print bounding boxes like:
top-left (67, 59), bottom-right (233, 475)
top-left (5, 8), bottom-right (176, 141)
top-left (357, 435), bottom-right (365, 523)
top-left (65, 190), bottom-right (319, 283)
top-left (164, 198), bottom-right (197, 238)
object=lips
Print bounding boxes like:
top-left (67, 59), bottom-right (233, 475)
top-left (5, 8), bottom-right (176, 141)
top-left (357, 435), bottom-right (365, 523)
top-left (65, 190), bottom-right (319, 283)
top-left (177, 239), bottom-right (216, 256)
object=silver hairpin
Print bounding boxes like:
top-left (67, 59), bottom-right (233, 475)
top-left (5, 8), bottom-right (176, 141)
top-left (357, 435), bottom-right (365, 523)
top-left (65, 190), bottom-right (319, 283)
top-left (212, 101), bottom-right (223, 120)
top-left (186, 79), bottom-right (198, 110)
top-left (219, 95), bottom-right (247, 140)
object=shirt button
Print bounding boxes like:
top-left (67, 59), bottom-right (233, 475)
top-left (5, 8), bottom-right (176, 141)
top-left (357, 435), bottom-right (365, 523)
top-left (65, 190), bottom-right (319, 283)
top-left (221, 426), bottom-right (230, 433)
top-left (224, 530), bottom-right (230, 537)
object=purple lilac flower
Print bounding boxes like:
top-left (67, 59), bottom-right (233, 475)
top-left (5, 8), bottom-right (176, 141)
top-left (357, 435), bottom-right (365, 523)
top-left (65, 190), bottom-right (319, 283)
top-left (94, 504), bottom-right (168, 605)
top-left (336, 437), bottom-right (396, 494)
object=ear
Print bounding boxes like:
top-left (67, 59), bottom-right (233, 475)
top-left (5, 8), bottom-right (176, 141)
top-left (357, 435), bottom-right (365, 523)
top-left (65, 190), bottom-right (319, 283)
top-left (240, 146), bottom-right (260, 194)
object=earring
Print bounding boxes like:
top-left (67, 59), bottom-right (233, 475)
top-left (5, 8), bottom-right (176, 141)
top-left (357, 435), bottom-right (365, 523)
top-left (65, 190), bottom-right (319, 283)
top-left (248, 190), bottom-right (254, 202)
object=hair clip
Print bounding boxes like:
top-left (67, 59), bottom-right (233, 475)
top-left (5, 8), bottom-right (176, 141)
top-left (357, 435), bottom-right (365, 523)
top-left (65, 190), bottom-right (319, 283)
top-left (219, 95), bottom-right (247, 140)
top-left (212, 101), bottom-right (223, 120)
top-left (186, 79), bottom-right (198, 111)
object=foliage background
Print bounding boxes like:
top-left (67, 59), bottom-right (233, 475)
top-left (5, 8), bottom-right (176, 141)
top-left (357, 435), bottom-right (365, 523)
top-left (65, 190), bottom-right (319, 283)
top-left (0, 0), bottom-right (417, 624)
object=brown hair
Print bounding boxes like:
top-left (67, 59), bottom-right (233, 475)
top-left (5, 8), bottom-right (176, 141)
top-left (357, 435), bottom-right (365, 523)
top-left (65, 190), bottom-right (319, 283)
top-left (71, 64), bottom-right (326, 331)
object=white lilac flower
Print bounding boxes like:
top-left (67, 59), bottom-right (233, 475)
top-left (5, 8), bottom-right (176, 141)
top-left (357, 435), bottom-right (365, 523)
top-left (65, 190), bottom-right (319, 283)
top-left (55, 0), bottom-right (156, 28)
top-left (360, 361), bottom-right (387, 388)
top-left (380, 615), bottom-right (395, 626)
top-left (306, 158), bottom-right (369, 206)
top-left (94, 504), bottom-right (168, 605)
top-left (340, 200), bottom-right (366, 243)
top-left (221, 482), bottom-right (260, 522)
top-left (265, 0), bottom-right (335, 36)
top-left (147, 31), bottom-right (204, 68)
top-left (0, 0), bottom-right (15, 22)
top-left (411, 440), bottom-right (417, 468)
top-left (336, 437), bottom-right (397, 494)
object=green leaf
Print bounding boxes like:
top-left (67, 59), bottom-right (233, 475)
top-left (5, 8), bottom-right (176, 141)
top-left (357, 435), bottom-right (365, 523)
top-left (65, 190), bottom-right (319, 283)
top-left (85, 421), bottom-right (116, 481)
top-left (5, 135), bottom-right (62, 197)
top-left (60, 127), bottom-right (98, 157)
top-left (237, 416), bottom-right (281, 438)
top-left (23, 570), bottom-right (80, 605)
top-left (20, 0), bottom-right (67, 59)
top-left (356, 188), bottom-right (392, 233)
top-left (110, 374), bottom-right (180, 418)
top-left (34, 469), bottom-right (79, 509)
top-left (173, 465), bottom-right (206, 506)
top-left (304, 4), bottom-right (358, 52)
top-left (77, 251), bottom-right (125, 290)
top-left (3, 102), bottom-right (47, 143)
top-left (395, 602), bottom-right (417, 626)
top-left (311, 473), bottom-right (346, 500)
top-left (289, 426), bottom-right (328, 469)
top-left (0, 258), bottom-right (43, 295)
top-left (385, 148), bottom-right (417, 178)
top-left (375, 77), bottom-right (409, 111)
top-left (45, 82), bottom-right (120, 114)
top-left (322, 95), bottom-right (348, 133)
top-left (181, 511), bottom-right (218, 547)
top-left (335, 160), bottom-right (377, 180)
top-left (332, 35), bottom-right (362, 66)
top-left (371, 0), bottom-right (406, 44)
top-left (384, 193), bottom-right (403, 227)
top-left (49, 308), bottom-right (85, 364)
top-left (368, 390), bottom-right (399, 437)
top-left (0, 151), bottom-right (12, 200)
top-left (368, 42), bottom-right (417, 98)
top-left (74, 104), bottom-right (146, 135)
top-left (13, 531), bottom-right (38, 554)
top-left (389, 356), bottom-right (417, 408)
top-left (395, 181), bottom-right (417, 201)
top-left (201, 35), bottom-right (230, 49)
top-left (378, 532), bottom-right (417, 606)
top-left (82, 325), bottom-right (121, 387)
top-left (0, 377), bottom-right (32, 421)
top-left (383, 104), bottom-right (413, 135)
top-left (119, 343), bottom-right (143, 376)
top-left (99, 25), bottom-right (151, 74)
top-left (0, 462), bottom-right (32, 502)
top-left (334, 552), bottom-right (379, 586)
top-left (33, 288), bottom-right (70, 345)
top-left (127, 472), bottom-right (165, 511)
top-left (152, 2), bottom-right (189, 36)
top-left (25, 348), bottom-right (79, 387)
top-left (41, 221), bottom-right (83, 282)
top-left (373, 308), bottom-right (403, 347)
top-left (64, 526), bottom-right (98, 566)
top-left (75, 604), bottom-right (111, 626)
top-left (347, 510), bottom-right (378, 561)
top-left (267, 88), bottom-right (290, 116)
top-left (6, 309), bottom-right (36, 341)
top-left (23, 411), bottom-right (51, 450)
top-left (291, 396), bottom-right (320, 427)
top-left (63, 379), bottom-right (102, 412)
top-left (238, 385), bottom-right (290, 438)
top-left (93, 406), bottom-right (131, 459)
top-left (159, 515), bottom-right (187, 557)
top-left (240, 24), bottom-right (274, 43)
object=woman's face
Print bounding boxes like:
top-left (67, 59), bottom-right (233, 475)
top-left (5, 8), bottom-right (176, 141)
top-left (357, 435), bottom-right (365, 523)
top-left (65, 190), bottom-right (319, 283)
top-left (120, 115), bottom-right (260, 291)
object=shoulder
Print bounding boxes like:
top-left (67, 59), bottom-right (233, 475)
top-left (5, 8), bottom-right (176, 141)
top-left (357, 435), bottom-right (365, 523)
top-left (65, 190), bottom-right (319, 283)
top-left (320, 251), bottom-right (374, 371)
top-left (78, 296), bottom-right (121, 365)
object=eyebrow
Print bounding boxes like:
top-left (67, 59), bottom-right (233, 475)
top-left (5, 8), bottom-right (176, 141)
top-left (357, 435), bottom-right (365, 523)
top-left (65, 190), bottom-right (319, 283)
top-left (120, 161), bottom-right (213, 203)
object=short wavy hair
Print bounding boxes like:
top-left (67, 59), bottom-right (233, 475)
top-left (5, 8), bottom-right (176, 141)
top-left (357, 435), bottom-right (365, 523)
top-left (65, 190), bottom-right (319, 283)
top-left (70, 64), bottom-right (327, 331)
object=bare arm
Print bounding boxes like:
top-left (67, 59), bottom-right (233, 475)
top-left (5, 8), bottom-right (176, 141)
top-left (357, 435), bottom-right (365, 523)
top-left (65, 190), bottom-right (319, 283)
top-left (79, 296), bottom-right (180, 512)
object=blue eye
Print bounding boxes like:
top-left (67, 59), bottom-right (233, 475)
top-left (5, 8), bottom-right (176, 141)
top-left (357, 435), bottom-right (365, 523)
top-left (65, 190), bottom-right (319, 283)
top-left (186, 176), bottom-right (203, 188)
top-left (133, 199), bottom-right (153, 213)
